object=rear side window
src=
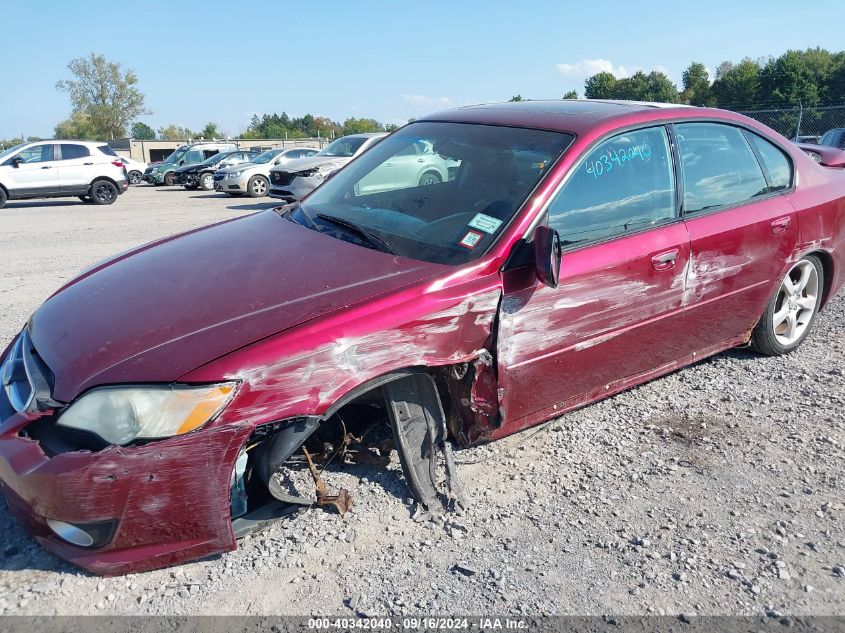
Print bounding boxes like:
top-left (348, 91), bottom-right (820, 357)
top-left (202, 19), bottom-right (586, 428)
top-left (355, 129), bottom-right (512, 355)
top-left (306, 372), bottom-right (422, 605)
top-left (676, 123), bottom-right (768, 213)
top-left (59, 144), bottom-right (90, 160)
top-left (97, 145), bottom-right (118, 157)
top-left (745, 132), bottom-right (792, 192)
top-left (548, 126), bottom-right (676, 248)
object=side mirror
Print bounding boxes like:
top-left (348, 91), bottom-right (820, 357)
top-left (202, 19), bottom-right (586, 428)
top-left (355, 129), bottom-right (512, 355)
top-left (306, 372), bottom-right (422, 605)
top-left (11, 156), bottom-right (23, 168)
top-left (533, 225), bottom-right (562, 288)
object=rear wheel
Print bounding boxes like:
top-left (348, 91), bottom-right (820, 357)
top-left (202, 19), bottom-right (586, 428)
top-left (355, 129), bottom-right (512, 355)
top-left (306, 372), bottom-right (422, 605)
top-left (89, 180), bottom-right (119, 205)
top-left (419, 171), bottom-right (442, 187)
top-left (163, 172), bottom-right (176, 186)
top-left (247, 175), bottom-right (268, 197)
top-left (751, 255), bottom-right (823, 355)
top-left (199, 173), bottom-right (214, 191)
top-left (128, 170), bottom-right (142, 185)
top-left (0, 188), bottom-right (7, 209)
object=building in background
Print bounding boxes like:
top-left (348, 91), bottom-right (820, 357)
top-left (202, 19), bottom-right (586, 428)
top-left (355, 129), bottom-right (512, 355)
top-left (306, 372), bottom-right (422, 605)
top-left (108, 138), bottom-right (328, 162)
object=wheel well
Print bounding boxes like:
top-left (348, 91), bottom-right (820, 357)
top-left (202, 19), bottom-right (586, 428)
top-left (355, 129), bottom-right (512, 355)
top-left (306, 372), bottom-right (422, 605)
top-left (0, 183), bottom-right (8, 197)
top-left (806, 250), bottom-right (835, 308)
top-left (87, 176), bottom-right (120, 191)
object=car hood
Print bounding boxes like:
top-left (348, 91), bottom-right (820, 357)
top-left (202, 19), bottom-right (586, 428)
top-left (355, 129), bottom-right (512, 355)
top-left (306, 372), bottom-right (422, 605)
top-left (217, 162), bottom-right (262, 175)
top-left (271, 155), bottom-right (350, 174)
top-left (29, 211), bottom-right (443, 402)
top-left (175, 163), bottom-right (205, 174)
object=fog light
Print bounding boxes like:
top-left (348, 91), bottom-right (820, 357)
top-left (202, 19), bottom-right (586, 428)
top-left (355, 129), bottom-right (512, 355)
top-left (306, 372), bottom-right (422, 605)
top-left (46, 518), bottom-right (116, 548)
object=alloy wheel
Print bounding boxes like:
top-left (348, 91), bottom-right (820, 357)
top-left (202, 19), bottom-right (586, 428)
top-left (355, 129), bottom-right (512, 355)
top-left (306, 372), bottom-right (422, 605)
top-left (94, 183), bottom-right (116, 203)
top-left (772, 260), bottom-right (819, 346)
top-left (252, 178), bottom-right (267, 195)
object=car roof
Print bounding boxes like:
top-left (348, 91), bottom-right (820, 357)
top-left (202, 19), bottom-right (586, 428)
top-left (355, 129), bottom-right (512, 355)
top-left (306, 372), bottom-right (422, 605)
top-left (341, 132), bottom-right (388, 139)
top-left (419, 99), bottom-right (734, 136)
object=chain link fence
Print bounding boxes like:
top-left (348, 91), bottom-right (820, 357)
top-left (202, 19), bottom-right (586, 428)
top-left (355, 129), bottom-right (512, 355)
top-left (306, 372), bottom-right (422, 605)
top-left (734, 105), bottom-right (845, 142)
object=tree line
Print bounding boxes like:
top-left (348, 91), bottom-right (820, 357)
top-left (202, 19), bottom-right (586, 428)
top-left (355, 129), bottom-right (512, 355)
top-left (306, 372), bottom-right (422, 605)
top-left (580, 48), bottom-right (845, 108)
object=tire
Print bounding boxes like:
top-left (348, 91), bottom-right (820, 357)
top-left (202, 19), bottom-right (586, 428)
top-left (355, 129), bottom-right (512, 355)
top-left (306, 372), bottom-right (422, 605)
top-left (419, 171), bottom-right (442, 187)
top-left (89, 180), bottom-right (119, 205)
top-left (78, 195), bottom-right (92, 203)
top-left (199, 173), bottom-right (214, 191)
top-left (0, 188), bottom-right (6, 209)
top-left (751, 255), bottom-right (824, 356)
top-left (163, 172), bottom-right (176, 186)
top-left (247, 175), bottom-right (269, 197)
top-left (128, 170), bottom-right (142, 185)
top-left (183, 182), bottom-right (198, 191)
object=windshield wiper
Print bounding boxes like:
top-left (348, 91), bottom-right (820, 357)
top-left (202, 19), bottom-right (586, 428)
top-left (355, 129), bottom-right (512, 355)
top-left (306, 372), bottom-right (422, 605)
top-left (275, 201), bottom-right (317, 228)
top-left (315, 213), bottom-right (395, 254)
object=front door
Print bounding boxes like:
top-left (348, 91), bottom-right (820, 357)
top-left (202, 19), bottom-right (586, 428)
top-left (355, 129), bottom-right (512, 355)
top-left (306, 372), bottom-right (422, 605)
top-left (496, 125), bottom-right (690, 433)
top-left (4, 144), bottom-right (59, 196)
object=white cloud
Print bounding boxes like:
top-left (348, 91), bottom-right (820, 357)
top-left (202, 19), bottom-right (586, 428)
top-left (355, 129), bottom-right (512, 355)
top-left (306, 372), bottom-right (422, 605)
top-left (556, 59), bottom-right (631, 79)
top-left (401, 94), bottom-right (452, 107)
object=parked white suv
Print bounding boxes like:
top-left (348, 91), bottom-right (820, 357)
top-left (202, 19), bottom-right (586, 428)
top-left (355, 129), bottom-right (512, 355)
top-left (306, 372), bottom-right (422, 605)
top-left (0, 140), bottom-right (129, 208)
top-left (214, 147), bottom-right (319, 197)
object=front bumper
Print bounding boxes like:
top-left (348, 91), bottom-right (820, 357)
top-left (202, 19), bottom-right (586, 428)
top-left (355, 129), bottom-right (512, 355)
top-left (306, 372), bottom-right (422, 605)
top-left (214, 173), bottom-right (248, 193)
top-left (268, 176), bottom-right (322, 201)
top-left (142, 171), bottom-right (165, 185)
top-left (0, 389), bottom-right (250, 575)
top-left (176, 172), bottom-right (198, 187)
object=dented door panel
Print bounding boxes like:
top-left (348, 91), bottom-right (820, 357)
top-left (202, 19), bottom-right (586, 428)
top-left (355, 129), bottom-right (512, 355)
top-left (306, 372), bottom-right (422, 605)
top-left (495, 222), bottom-right (691, 429)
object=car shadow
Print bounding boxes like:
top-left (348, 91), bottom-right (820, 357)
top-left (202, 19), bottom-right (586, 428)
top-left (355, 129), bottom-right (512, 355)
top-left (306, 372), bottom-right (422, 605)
top-left (2, 200), bottom-right (82, 209)
top-left (226, 202), bottom-right (281, 211)
top-left (189, 194), bottom-right (227, 199)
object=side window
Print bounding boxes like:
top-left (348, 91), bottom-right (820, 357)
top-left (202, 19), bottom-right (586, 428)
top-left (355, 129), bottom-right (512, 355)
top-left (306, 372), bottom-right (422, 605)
top-left (201, 150), bottom-right (218, 161)
top-left (59, 144), bottom-right (91, 160)
top-left (14, 144), bottom-right (56, 163)
top-left (548, 126), bottom-right (676, 247)
top-left (745, 132), bottom-right (792, 192)
top-left (183, 150), bottom-right (204, 163)
top-left (675, 123), bottom-right (768, 213)
top-left (96, 145), bottom-right (118, 157)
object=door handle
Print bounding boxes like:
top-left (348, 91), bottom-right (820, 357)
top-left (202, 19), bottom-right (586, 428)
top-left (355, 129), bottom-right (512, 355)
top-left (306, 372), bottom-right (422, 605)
top-left (41, 165), bottom-right (52, 169)
top-left (651, 249), bottom-right (680, 272)
top-left (771, 216), bottom-right (792, 235)
top-left (417, 158), bottom-right (425, 163)
top-left (83, 162), bottom-right (94, 165)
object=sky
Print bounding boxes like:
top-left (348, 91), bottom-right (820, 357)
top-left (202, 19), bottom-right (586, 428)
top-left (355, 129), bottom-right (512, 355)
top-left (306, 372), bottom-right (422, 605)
top-left (0, 0), bottom-right (843, 139)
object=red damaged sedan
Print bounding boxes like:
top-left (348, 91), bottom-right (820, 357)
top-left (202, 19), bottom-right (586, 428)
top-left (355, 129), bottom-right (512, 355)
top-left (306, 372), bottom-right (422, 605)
top-left (1, 100), bottom-right (843, 574)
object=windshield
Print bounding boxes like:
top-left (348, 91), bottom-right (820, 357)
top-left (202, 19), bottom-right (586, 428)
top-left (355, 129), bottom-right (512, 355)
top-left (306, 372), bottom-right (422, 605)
top-left (0, 143), bottom-right (26, 162)
top-left (162, 148), bottom-right (186, 164)
top-left (819, 129), bottom-right (843, 147)
top-left (200, 152), bottom-right (229, 165)
top-left (251, 149), bottom-right (280, 164)
top-left (317, 136), bottom-right (369, 158)
top-left (296, 122), bottom-right (572, 265)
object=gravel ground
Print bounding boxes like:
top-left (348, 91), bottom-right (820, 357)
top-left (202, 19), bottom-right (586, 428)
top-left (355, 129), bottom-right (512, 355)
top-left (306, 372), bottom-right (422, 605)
top-left (0, 186), bottom-right (842, 617)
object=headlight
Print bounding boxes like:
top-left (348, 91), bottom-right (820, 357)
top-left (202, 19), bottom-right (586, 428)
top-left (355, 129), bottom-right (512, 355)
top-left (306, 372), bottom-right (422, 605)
top-left (297, 169), bottom-right (320, 178)
top-left (56, 383), bottom-right (237, 446)
top-left (229, 170), bottom-right (243, 178)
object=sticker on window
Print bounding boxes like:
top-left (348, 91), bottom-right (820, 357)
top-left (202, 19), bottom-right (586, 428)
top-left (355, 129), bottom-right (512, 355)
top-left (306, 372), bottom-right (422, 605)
top-left (468, 213), bottom-right (503, 234)
top-left (459, 230), bottom-right (484, 250)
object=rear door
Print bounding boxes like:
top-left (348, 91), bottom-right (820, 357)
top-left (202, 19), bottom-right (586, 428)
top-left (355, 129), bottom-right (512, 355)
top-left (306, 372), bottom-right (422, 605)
top-left (2, 144), bottom-right (59, 196)
top-left (497, 125), bottom-right (691, 428)
top-left (672, 122), bottom-right (798, 352)
top-left (56, 143), bottom-right (95, 192)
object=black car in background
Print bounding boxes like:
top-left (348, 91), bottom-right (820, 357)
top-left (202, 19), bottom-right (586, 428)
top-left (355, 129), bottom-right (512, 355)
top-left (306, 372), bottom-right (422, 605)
top-left (174, 150), bottom-right (260, 190)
